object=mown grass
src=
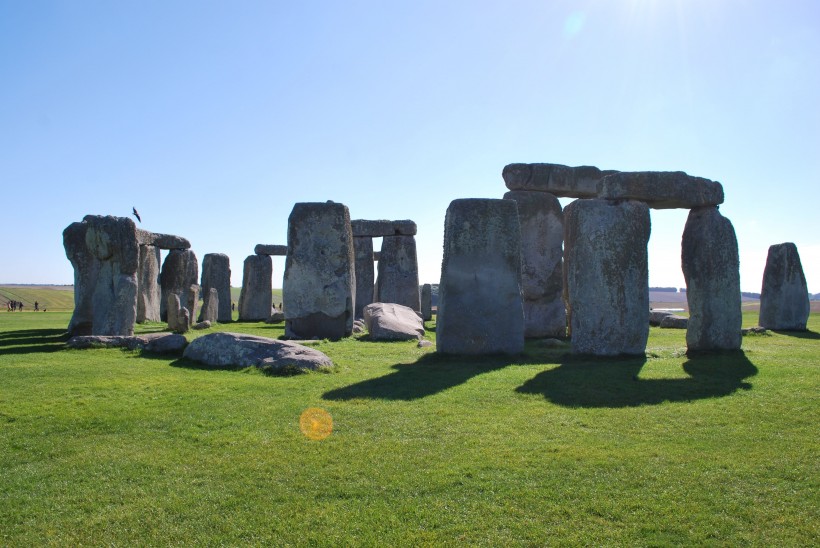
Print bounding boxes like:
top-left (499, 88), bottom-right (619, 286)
top-left (0, 286), bottom-right (75, 311)
top-left (0, 311), bottom-right (817, 545)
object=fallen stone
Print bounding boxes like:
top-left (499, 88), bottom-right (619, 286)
top-left (350, 219), bottom-right (417, 237)
top-left (193, 320), bottom-right (211, 330)
top-left (182, 332), bottom-right (333, 372)
top-left (659, 315), bottom-right (689, 329)
top-left (598, 171), bottom-right (724, 209)
top-left (649, 310), bottom-right (674, 326)
top-left (363, 303), bottom-right (425, 341)
top-left (267, 312), bottom-right (285, 323)
top-left (742, 326), bottom-right (769, 336)
top-left (503, 163), bottom-right (617, 198)
top-left (254, 244), bottom-right (288, 256)
top-left (759, 242), bottom-right (810, 331)
top-left (417, 340), bottom-right (434, 348)
top-left (67, 332), bottom-right (187, 353)
top-left (537, 338), bottom-right (567, 348)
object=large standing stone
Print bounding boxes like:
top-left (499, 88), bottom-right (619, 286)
top-left (681, 206), bottom-right (741, 351)
top-left (564, 199), bottom-right (650, 356)
top-left (437, 199), bottom-right (524, 355)
top-left (598, 171), bottom-right (724, 209)
top-left (63, 221), bottom-right (100, 336)
top-left (420, 283), bottom-right (432, 321)
top-left (283, 202), bottom-right (355, 339)
top-left (758, 243), bottom-right (810, 331)
top-left (160, 249), bottom-right (199, 321)
top-left (504, 190), bottom-right (566, 338)
top-left (136, 244), bottom-right (161, 323)
top-left (201, 253), bottom-right (232, 322)
top-left (375, 235), bottom-right (420, 312)
top-left (353, 236), bottom-right (375, 319)
top-left (200, 287), bottom-right (219, 324)
top-left (238, 254), bottom-right (272, 321)
top-left (83, 215), bottom-right (140, 336)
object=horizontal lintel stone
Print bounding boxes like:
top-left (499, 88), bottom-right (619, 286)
top-left (351, 219), bottom-right (417, 237)
top-left (254, 244), bottom-right (288, 256)
top-left (503, 163), bottom-right (618, 198)
top-left (597, 171), bottom-right (724, 209)
top-left (136, 229), bottom-right (191, 250)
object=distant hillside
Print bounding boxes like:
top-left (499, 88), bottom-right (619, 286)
top-left (0, 285), bottom-right (76, 311)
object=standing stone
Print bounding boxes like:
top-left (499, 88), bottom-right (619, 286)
top-left (759, 243), bottom-right (810, 331)
top-left (283, 202), bottom-right (356, 339)
top-left (437, 199), bottom-right (524, 355)
top-left (504, 190), bottom-right (566, 338)
top-left (63, 221), bottom-right (100, 336)
top-left (681, 206), bottom-right (742, 351)
top-left (375, 235), bottom-right (420, 312)
top-left (186, 285), bottom-right (200, 327)
top-left (200, 287), bottom-right (219, 324)
top-left (420, 283), bottom-right (432, 321)
top-left (84, 215), bottom-right (140, 336)
top-left (353, 236), bottom-right (375, 319)
top-left (136, 244), bottom-right (161, 323)
top-left (167, 293), bottom-right (183, 332)
top-left (238, 254), bottom-right (272, 321)
top-left (160, 249), bottom-right (199, 321)
top-left (201, 253), bottom-right (232, 322)
top-left (564, 199), bottom-right (650, 356)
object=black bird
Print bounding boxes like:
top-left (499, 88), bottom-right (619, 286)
top-left (132, 207), bottom-right (142, 223)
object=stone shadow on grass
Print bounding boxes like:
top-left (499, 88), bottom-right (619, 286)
top-left (0, 328), bottom-right (69, 356)
top-left (323, 352), bottom-right (527, 401)
top-left (516, 350), bottom-right (757, 408)
top-left (770, 329), bottom-right (820, 340)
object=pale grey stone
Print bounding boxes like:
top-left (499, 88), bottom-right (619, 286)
top-left (254, 244), bottom-right (288, 256)
top-left (564, 199), bottom-right (650, 356)
top-left (649, 310), bottom-right (674, 326)
top-left (353, 236), bottom-right (375, 319)
top-left (63, 221), bottom-right (99, 336)
top-left (437, 199), bottom-right (524, 355)
top-left (417, 340), bottom-right (434, 348)
top-left (503, 163), bottom-right (617, 198)
top-left (759, 242), bottom-right (810, 330)
top-left (238, 254), bottom-right (272, 321)
top-left (186, 284), bottom-right (200, 327)
top-left (177, 308), bottom-right (190, 334)
top-left (137, 244), bottom-right (161, 323)
top-left (267, 311), bottom-right (285, 323)
top-left (375, 235), bottom-right (420, 312)
top-left (363, 302), bottom-right (425, 341)
top-left (351, 219), bottom-right (417, 237)
top-left (598, 171), bottom-right (724, 209)
top-left (420, 283), bottom-right (432, 321)
top-left (201, 253), bottom-right (231, 322)
top-left (67, 332), bottom-right (187, 353)
top-left (182, 332), bottom-right (333, 372)
top-left (283, 202), bottom-right (355, 339)
top-left (682, 206), bottom-right (742, 351)
top-left (199, 287), bottom-right (219, 323)
top-left (160, 249), bottom-right (198, 321)
top-left (193, 320), bottom-right (211, 330)
top-left (504, 190), bottom-right (566, 338)
top-left (167, 293), bottom-right (184, 333)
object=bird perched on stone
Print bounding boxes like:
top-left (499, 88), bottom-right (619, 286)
top-left (132, 207), bottom-right (142, 223)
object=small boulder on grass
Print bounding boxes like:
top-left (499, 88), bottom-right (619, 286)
top-left (363, 303), bottom-right (424, 341)
top-left (182, 332), bottom-right (332, 372)
top-left (659, 315), bottom-right (689, 329)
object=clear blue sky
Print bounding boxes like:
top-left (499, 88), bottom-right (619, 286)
top-left (2, 0), bottom-right (818, 292)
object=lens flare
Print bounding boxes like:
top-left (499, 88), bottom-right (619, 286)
top-left (299, 407), bottom-right (333, 441)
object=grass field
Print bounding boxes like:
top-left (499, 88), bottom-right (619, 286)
top-left (0, 307), bottom-right (818, 545)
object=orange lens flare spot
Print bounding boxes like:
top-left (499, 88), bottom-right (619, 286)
top-left (299, 407), bottom-right (333, 441)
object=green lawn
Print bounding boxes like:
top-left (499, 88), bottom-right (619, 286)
top-left (0, 311), bottom-right (817, 545)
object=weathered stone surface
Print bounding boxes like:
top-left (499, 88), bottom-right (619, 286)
top-left (353, 236), bottom-right (375, 319)
top-left (758, 243), bottom-right (810, 331)
top-left (186, 285), bottom-right (200, 327)
top-left (136, 229), bottom-right (190, 250)
top-left (167, 293), bottom-right (184, 333)
top-left (238, 254), bottom-right (272, 321)
top-left (193, 320), bottom-right (211, 330)
top-left (564, 199), bottom-right (650, 356)
top-left (63, 221), bottom-right (99, 336)
top-left (420, 283), bottom-right (432, 321)
top-left (200, 253), bottom-right (232, 322)
top-left (283, 202), bottom-right (355, 339)
top-left (660, 315), bottom-right (689, 329)
top-left (682, 206), bottom-right (742, 351)
top-left (504, 190), bottom-right (566, 338)
top-left (160, 249), bottom-right (198, 321)
top-left (136, 245), bottom-right (161, 323)
top-left (649, 310), bottom-right (674, 326)
top-left (254, 244), bottom-right (288, 256)
top-left (84, 215), bottom-right (140, 337)
top-left (437, 199), bottom-right (524, 355)
top-left (375, 235), bottom-right (420, 312)
top-left (199, 287), bottom-right (219, 323)
top-left (267, 311), bottom-right (285, 323)
top-left (418, 339), bottom-right (434, 348)
top-left (177, 308), bottom-right (191, 334)
top-left (67, 332), bottom-right (187, 353)
top-left (503, 163), bottom-right (617, 198)
top-left (350, 219), bottom-right (417, 237)
top-left (598, 171), bottom-right (724, 209)
top-left (363, 303), bottom-right (425, 341)
top-left (183, 332), bottom-right (333, 372)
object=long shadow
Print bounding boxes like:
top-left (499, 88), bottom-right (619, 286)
top-left (323, 352), bottom-right (527, 401)
top-left (770, 329), bottom-right (820, 340)
top-left (516, 350), bottom-right (757, 408)
top-left (0, 328), bottom-right (69, 356)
